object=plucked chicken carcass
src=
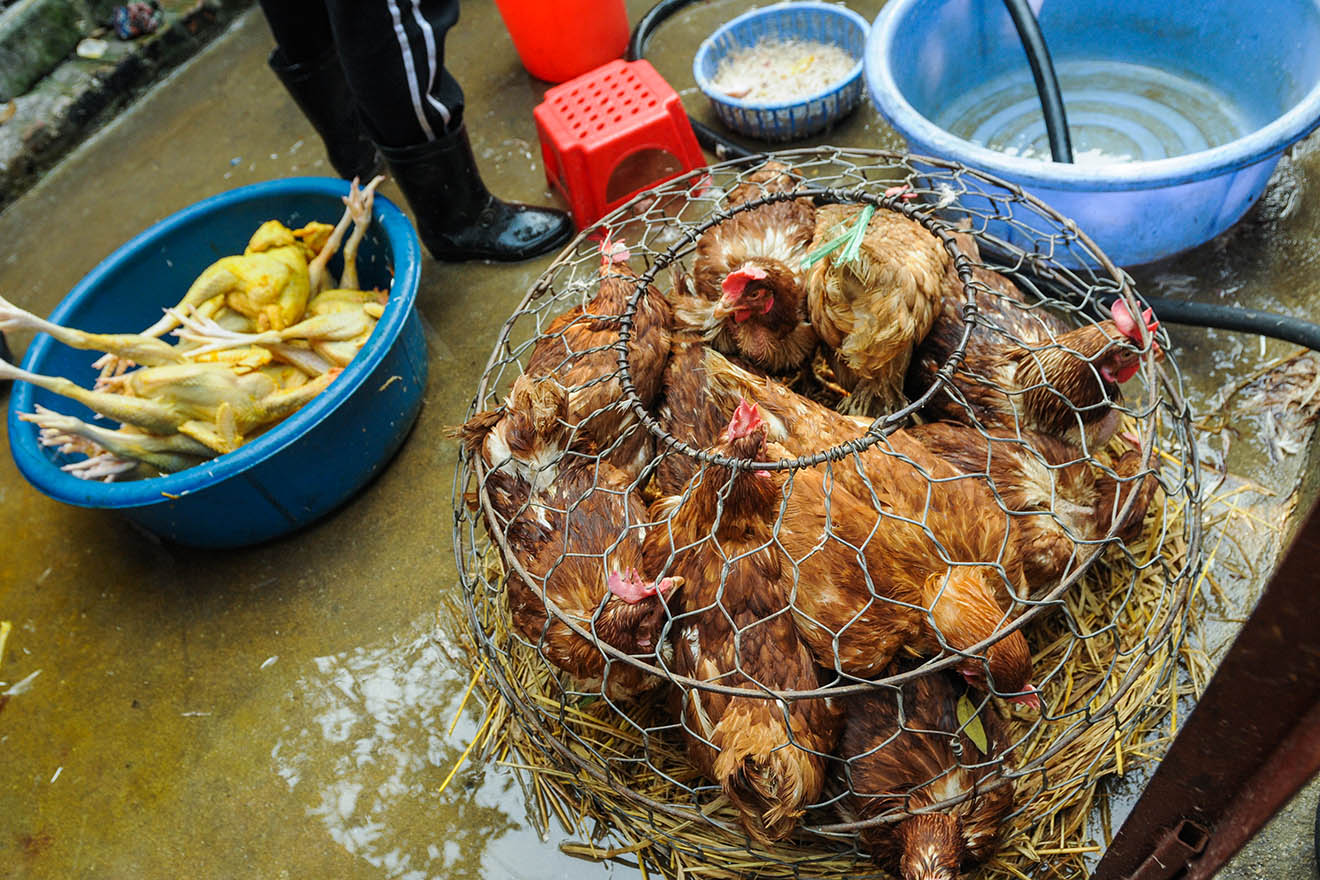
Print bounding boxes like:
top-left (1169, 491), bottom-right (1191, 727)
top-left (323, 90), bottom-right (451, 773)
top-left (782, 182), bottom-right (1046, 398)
top-left (19, 404), bottom-right (215, 478)
top-left (839, 667), bottom-right (1015, 880)
top-left (650, 348), bottom-right (1039, 705)
top-left (169, 177), bottom-right (388, 376)
top-left (644, 401), bottom-right (840, 843)
top-left (0, 293), bottom-right (190, 369)
top-left (461, 374), bottom-right (682, 699)
top-left (523, 235), bottom-right (673, 476)
top-left (107, 214), bottom-right (338, 370)
top-left (806, 202), bottom-right (946, 415)
top-left (672, 161), bottom-right (818, 377)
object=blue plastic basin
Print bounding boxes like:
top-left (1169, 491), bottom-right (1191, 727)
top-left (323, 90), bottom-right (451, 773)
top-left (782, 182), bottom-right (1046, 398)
top-left (865, 0), bottom-right (1320, 266)
top-left (7, 178), bottom-right (427, 548)
top-left (694, 2), bottom-right (871, 142)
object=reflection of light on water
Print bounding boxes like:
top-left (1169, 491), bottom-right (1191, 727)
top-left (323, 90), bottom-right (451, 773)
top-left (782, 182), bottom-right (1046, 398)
top-left (271, 629), bottom-right (509, 879)
top-left (271, 624), bottom-right (636, 879)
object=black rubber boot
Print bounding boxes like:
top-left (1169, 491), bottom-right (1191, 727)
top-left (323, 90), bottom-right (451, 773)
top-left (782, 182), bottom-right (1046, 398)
top-left (268, 47), bottom-right (382, 182)
top-left (378, 123), bottom-right (574, 262)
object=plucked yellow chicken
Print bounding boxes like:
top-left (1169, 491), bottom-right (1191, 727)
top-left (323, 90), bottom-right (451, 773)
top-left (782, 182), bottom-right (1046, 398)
top-left (169, 176), bottom-right (387, 375)
top-left (107, 200), bottom-right (350, 367)
top-left (19, 404), bottom-right (216, 478)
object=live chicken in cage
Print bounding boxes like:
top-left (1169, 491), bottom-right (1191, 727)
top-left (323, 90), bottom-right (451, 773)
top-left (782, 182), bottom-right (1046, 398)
top-left (455, 148), bottom-right (1201, 880)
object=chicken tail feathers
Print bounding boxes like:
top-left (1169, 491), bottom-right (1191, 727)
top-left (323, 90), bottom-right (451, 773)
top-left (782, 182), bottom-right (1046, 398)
top-left (712, 707), bottom-right (822, 843)
top-left (452, 406), bottom-right (503, 455)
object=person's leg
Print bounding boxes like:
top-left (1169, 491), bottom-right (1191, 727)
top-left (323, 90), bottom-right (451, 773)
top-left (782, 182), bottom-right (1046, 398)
top-left (257, 0), bottom-right (381, 180)
top-left (325, 0), bottom-right (572, 262)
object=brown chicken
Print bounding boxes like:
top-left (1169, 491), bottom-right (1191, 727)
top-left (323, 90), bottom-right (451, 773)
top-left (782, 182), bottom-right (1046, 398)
top-left (650, 348), bottom-right (1039, 705)
top-left (840, 667), bottom-right (1015, 880)
top-left (524, 236), bottom-right (673, 476)
top-left (461, 374), bottom-right (682, 699)
top-left (907, 421), bottom-right (1158, 590)
top-left (645, 401), bottom-right (841, 843)
top-left (907, 275), bottom-right (1164, 451)
top-left (806, 203), bottom-right (946, 415)
top-left (674, 161), bottom-right (818, 376)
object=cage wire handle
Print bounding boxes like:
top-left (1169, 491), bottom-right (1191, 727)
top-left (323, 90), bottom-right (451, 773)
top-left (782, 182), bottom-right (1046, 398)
top-left (613, 185), bottom-right (980, 472)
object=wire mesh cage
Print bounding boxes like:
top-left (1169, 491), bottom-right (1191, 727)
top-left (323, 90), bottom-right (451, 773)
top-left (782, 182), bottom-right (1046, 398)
top-left (452, 147), bottom-right (1203, 879)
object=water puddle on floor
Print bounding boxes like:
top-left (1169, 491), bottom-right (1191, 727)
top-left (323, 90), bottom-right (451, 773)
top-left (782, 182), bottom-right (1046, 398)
top-left (265, 619), bottom-right (597, 879)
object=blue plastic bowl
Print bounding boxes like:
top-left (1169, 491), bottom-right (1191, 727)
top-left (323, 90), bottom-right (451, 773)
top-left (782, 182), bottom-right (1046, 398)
top-left (7, 178), bottom-right (428, 548)
top-left (865, 0), bottom-right (1320, 266)
top-left (694, 2), bottom-right (870, 143)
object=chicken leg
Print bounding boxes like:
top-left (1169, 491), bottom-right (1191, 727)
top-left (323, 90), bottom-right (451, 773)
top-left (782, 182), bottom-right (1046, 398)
top-left (335, 175), bottom-right (384, 292)
top-left (1, 357), bottom-right (339, 453)
top-left (0, 294), bottom-right (185, 367)
top-left (169, 307), bottom-right (369, 373)
top-left (20, 404), bottom-right (216, 475)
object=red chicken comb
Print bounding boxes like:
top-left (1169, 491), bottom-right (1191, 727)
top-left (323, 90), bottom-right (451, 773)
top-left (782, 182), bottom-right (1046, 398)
top-left (1110, 298), bottom-right (1159, 343)
top-left (606, 568), bottom-right (656, 605)
top-left (721, 265), bottom-right (768, 299)
top-left (725, 398), bottom-right (764, 441)
top-left (594, 228), bottom-right (630, 265)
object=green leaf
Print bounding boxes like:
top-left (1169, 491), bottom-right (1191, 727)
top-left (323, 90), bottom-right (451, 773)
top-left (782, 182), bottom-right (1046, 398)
top-left (956, 693), bottom-right (989, 754)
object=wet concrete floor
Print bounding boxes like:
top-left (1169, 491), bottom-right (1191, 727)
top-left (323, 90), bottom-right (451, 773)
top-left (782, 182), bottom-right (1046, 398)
top-left (1, 2), bottom-right (1318, 877)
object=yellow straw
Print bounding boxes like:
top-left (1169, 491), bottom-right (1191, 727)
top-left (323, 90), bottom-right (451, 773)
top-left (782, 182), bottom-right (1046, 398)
top-left (436, 701), bottom-right (496, 797)
top-left (0, 620), bottom-right (10, 674)
top-left (447, 658), bottom-right (487, 736)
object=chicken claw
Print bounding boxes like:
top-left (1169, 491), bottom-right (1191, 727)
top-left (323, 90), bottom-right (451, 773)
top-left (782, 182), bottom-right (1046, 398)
top-left (337, 175), bottom-right (384, 292)
top-left (61, 452), bottom-right (138, 482)
top-left (20, 404), bottom-right (216, 474)
top-left (0, 293), bottom-right (184, 372)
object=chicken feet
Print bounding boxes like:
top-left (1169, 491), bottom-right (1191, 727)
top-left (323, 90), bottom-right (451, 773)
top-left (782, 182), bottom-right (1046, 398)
top-left (0, 293), bottom-right (185, 368)
top-left (20, 404), bottom-right (216, 476)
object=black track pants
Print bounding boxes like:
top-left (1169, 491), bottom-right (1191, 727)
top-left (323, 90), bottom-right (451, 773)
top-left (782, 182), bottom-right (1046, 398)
top-left (258, 0), bottom-right (464, 148)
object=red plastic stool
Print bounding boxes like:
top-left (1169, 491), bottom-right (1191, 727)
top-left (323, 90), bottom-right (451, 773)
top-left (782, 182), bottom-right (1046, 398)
top-left (534, 59), bottom-right (706, 229)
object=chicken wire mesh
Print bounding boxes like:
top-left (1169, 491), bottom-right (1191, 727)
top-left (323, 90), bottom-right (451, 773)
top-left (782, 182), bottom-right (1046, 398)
top-left (452, 147), bottom-right (1203, 879)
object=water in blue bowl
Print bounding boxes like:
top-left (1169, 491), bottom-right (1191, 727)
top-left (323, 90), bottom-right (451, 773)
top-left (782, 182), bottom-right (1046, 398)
top-left (935, 59), bottom-right (1259, 165)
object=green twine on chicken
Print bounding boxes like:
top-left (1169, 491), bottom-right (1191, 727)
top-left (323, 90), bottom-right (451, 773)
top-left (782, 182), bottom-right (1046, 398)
top-left (800, 204), bottom-right (874, 270)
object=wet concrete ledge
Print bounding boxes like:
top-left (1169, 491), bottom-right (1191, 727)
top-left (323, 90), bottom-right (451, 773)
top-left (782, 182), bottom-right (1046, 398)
top-left (0, 0), bottom-right (254, 212)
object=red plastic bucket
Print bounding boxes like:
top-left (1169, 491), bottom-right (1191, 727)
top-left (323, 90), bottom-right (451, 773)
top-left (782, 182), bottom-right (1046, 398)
top-left (493, 0), bottom-right (629, 83)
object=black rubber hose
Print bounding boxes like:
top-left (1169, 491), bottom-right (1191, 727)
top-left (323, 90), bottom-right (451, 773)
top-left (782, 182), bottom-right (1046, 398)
top-left (627, 0), bottom-right (698, 63)
top-left (1139, 296), bottom-right (1320, 351)
top-left (626, 0), bottom-right (759, 160)
top-left (1001, 0), bottom-right (1074, 163)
